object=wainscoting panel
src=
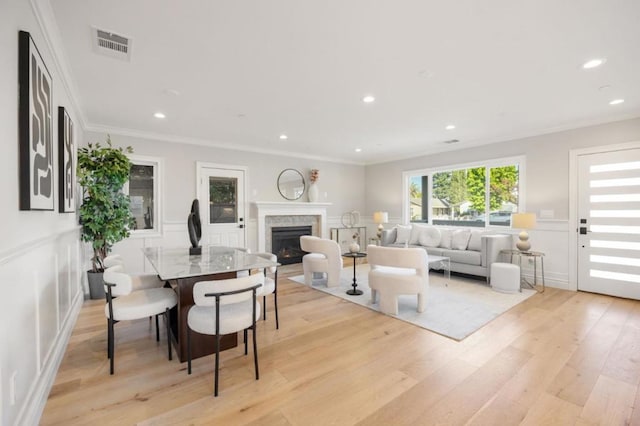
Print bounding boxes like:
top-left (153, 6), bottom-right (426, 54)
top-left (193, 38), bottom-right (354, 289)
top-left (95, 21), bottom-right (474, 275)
top-left (0, 227), bottom-right (83, 426)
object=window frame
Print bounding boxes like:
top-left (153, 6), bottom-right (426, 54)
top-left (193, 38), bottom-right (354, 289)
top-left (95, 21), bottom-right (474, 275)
top-left (402, 155), bottom-right (526, 227)
top-left (124, 154), bottom-right (163, 238)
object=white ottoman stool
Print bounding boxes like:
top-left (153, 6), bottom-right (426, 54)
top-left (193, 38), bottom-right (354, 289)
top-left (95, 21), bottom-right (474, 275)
top-left (491, 263), bottom-right (521, 293)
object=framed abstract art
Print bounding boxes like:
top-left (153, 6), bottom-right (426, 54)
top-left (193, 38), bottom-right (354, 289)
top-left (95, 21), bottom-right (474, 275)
top-left (18, 30), bottom-right (54, 211)
top-left (58, 106), bottom-right (75, 213)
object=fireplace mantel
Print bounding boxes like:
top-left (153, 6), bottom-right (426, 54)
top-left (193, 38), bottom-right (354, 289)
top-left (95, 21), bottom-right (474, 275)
top-left (254, 201), bottom-right (331, 252)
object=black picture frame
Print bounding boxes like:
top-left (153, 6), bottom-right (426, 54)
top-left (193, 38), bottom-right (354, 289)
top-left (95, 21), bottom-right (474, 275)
top-left (18, 30), bottom-right (54, 211)
top-left (58, 106), bottom-right (75, 213)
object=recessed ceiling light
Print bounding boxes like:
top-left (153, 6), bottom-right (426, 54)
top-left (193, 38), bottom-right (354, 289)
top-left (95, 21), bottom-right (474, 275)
top-left (609, 99), bottom-right (625, 105)
top-left (445, 124), bottom-right (456, 130)
top-left (362, 95), bottom-right (375, 103)
top-left (355, 148), bottom-right (362, 152)
top-left (279, 134), bottom-right (288, 140)
top-left (582, 58), bottom-right (606, 69)
top-left (153, 112), bottom-right (166, 119)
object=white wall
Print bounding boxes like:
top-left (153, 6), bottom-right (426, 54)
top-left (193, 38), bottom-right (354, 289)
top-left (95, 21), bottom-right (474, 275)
top-left (0, 1), bottom-right (84, 424)
top-left (365, 117), bottom-right (640, 289)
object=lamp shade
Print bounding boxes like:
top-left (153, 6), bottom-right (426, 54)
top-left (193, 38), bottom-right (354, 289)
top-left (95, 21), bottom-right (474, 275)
top-left (373, 211), bottom-right (389, 224)
top-left (511, 213), bottom-right (536, 229)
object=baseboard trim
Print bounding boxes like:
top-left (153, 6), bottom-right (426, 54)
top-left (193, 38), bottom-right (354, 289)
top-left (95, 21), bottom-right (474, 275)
top-left (17, 290), bottom-right (84, 425)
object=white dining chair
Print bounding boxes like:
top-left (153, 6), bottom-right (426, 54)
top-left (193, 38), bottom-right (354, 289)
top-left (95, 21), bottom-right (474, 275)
top-left (187, 273), bottom-right (263, 396)
top-left (103, 265), bottom-right (178, 374)
top-left (103, 253), bottom-right (165, 292)
top-left (253, 252), bottom-right (279, 329)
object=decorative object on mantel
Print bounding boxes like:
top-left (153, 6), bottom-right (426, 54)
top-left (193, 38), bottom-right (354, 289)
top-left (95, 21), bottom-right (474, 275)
top-left (373, 211), bottom-right (389, 240)
top-left (341, 210), bottom-right (361, 228)
top-left (188, 199), bottom-right (202, 255)
top-left (511, 212), bottom-right (536, 252)
top-left (349, 232), bottom-right (361, 253)
top-left (308, 168), bottom-right (319, 202)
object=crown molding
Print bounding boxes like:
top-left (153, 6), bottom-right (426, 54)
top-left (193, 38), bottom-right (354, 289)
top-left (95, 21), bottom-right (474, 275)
top-left (84, 123), bottom-right (366, 166)
top-left (30, 0), bottom-right (87, 129)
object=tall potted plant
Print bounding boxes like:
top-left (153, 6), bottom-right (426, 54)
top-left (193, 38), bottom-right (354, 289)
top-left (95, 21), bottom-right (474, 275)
top-left (77, 136), bottom-right (135, 299)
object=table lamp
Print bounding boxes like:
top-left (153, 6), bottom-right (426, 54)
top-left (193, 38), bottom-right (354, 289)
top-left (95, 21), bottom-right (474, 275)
top-left (373, 211), bottom-right (389, 240)
top-left (511, 212), bottom-right (536, 252)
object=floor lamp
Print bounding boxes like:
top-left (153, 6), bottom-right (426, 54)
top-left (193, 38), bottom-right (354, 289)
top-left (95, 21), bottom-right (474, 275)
top-left (511, 212), bottom-right (536, 252)
top-left (373, 211), bottom-right (389, 241)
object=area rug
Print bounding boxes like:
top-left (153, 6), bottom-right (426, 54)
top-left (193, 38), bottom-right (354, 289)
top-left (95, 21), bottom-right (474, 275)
top-left (289, 264), bottom-right (536, 340)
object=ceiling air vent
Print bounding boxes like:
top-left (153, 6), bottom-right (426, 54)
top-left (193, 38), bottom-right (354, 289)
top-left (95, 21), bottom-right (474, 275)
top-left (92, 27), bottom-right (132, 61)
top-left (443, 139), bottom-right (460, 144)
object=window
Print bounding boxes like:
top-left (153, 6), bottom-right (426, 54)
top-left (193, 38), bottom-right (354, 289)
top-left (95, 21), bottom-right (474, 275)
top-left (404, 156), bottom-right (524, 227)
top-left (208, 176), bottom-right (237, 224)
top-left (126, 155), bottom-right (162, 236)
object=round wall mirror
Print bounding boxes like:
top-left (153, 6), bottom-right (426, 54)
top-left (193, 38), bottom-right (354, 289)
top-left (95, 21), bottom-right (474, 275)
top-left (277, 169), bottom-right (306, 201)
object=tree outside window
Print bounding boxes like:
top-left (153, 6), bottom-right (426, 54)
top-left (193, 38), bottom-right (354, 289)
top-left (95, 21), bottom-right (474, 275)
top-left (407, 161), bottom-right (520, 227)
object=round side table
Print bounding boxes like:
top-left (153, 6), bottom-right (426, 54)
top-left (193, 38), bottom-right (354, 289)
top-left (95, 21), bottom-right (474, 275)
top-left (342, 252), bottom-right (367, 295)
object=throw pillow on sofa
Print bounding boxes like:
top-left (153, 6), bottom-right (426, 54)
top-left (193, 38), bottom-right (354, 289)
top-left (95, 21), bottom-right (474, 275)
top-left (409, 224), bottom-right (424, 245)
top-left (418, 226), bottom-right (441, 247)
top-left (439, 229), bottom-right (453, 249)
top-left (451, 229), bottom-right (472, 250)
top-left (467, 230), bottom-right (484, 251)
top-left (395, 225), bottom-right (412, 244)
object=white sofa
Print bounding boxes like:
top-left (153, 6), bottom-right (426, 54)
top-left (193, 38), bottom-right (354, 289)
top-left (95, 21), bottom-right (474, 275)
top-left (381, 224), bottom-right (512, 283)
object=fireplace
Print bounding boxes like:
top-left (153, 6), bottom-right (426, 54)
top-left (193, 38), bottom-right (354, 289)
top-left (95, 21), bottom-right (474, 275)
top-left (272, 226), bottom-right (312, 264)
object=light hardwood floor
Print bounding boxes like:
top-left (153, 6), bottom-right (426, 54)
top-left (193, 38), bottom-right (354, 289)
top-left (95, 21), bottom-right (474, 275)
top-left (41, 262), bottom-right (640, 425)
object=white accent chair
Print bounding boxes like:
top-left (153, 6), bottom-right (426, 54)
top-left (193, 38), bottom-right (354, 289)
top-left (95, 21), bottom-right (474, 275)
top-left (253, 252), bottom-right (279, 329)
top-left (103, 265), bottom-right (178, 374)
top-left (300, 236), bottom-right (343, 287)
top-left (367, 245), bottom-right (430, 315)
top-left (103, 254), bottom-right (165, 292)
top-left (187, 273), bottom-right (263, 396)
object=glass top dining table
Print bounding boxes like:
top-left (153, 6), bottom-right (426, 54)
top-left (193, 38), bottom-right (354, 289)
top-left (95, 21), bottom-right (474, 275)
top-left (143, 246), bottom-right (278, 281)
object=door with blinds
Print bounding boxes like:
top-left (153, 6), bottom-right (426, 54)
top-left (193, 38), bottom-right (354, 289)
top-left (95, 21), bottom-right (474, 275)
top-left (578, 148), bottom-right (640, 299)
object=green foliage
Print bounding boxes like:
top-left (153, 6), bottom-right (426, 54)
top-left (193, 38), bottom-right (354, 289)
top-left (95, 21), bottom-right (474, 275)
top-left (429, 165), bottom-right (518, 217)
top-left (209, 178), bottom-right (237, 204)
top-left (433, 170), bottom-right (470, 217)
top-left (489, 165), bottom-right (519, 210)
top-left (409, 181), bottom-right (421, 198)
top-left (77, 136), bottom-right (135, 272)
top-left (432, 172), bottom-right (450, 201)
top-left (466, 167), bottom-right (487, 212)
top-left (448, 170), bottom-right (468, 210)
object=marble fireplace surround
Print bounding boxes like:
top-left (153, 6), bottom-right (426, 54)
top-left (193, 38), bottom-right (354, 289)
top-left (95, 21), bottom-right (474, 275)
top-left (254, 201), bottom-right (331, 253)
